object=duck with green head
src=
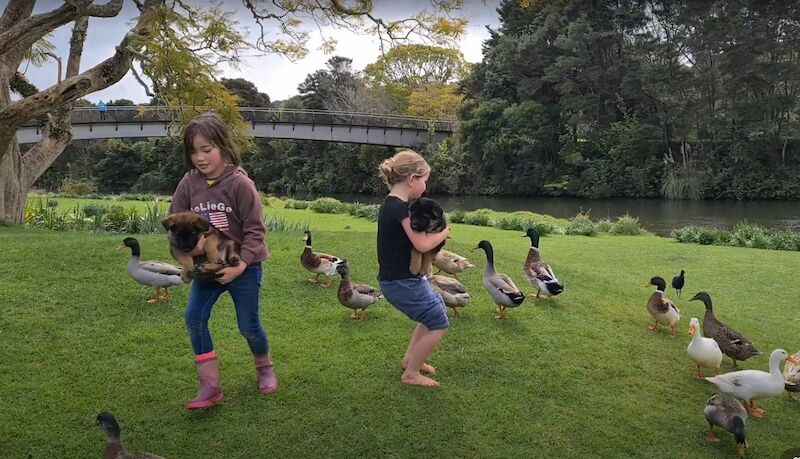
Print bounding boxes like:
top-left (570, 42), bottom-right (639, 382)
top-left (522, 228), bottom-right (564, 298)
top-left (475, 240), bottom-right (525, 319)
top-left (644, 276), bottom-right (681, 338)
top-left (119, 237), bottom-right (185, 303)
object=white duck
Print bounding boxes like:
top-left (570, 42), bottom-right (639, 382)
top-left (687, 317), bottom-right (723, 379)
top-left (120, 237), bottom-right (184, 303)
top-left (705, 348), bottom-right (797, 418)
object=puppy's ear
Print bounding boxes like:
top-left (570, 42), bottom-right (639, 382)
top-left (162, 216), bottom-right (175, 231)
top-left (195, 216), bottom-right (211, 232)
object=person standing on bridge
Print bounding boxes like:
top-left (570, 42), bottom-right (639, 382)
top-left (377, 150), bottom-right (451, 388)
top-left (169, 112), bottom-right (276, 410)
top-left (96, 100), bottom-right (107, 120)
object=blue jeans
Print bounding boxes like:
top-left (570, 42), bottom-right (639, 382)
top-left (380, 276), bottom-right (449, 330)
top-left (185, 263), bottom-right (269, 356)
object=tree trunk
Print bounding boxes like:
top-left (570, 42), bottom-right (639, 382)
top-left (0, 141), bottom-right (24, 223)
top-left (0, 1), bottom-right (156, 224)
top-left (0, 58), bottom-right (24, 223)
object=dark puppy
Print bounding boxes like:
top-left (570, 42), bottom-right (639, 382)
top-left (162, 211), bottom-right (241, 282)
top-left (408, 197), bottom-right (447, 276)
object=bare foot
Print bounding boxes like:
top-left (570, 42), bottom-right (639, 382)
top-left (400, 372), bottom-right (440, 387)
top-left (401, 359), bottom-right (436, 375)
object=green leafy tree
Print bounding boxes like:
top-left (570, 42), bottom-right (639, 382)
top-left (221, 78), bottom-right (270, 107)
top-left (0, 0), bottom-right (467, 223)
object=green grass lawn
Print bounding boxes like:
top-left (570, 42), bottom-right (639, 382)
top-left (2, 204), bottom-right (799, 458)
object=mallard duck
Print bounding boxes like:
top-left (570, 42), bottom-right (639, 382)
top-left (522, 228), bottom-right (564, 298)
top-left (704, 394), bottom-right (748, 456)
top-left (645, 276), bottom-right (681, 338)
top-left (119, 237), bottom-right (184, 304)
top-left (688, 317), bottom-right (723, 379)
top-left (432, 249), bottom-right (474, 280)
top-left (96, 412), bottom-right (164, 459)
top-left (704, 349), bottom-right (797, 418)
top-left (301, 230), bottom-right (342, 288)
top-left (335, 260), bottom-right (382, 320)
top-left (429, 274), bottom-right (471, 318)
top-left (475, 240), bottom-right (525, 319)
top-left (672, 269), bottom-right (685, 298)
top-left (689, 292), bottom-right (760, 367)
top-left (784, 349), bottom-right (800, 397)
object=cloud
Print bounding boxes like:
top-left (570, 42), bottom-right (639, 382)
top-left (13, 0), bottom-right (500, 104)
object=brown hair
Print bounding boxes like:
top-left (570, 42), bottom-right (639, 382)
top-left (182, 112), bottom-right (241, 170)
top-left (378, 149), bottom-right (430, 189)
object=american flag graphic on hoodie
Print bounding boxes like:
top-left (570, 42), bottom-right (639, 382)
top-left (207, 211), bottom-right (229, 231)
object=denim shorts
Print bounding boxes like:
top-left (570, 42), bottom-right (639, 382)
top-left (379, 276), bottom-right (449, 330)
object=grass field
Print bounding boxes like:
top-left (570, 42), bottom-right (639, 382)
top-left (1, 201), bottom-right (799, 457)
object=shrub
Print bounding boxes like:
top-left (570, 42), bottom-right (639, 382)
top-left (463, 208), bottom-right (494, 226)
top-left (494, 214), bottom-right (563, 236)
top-left (285, 198), bottom-right (311, 209)
top-left (60, 178), bottom-right (97, 196)
top-left (82, 203), bottom-right (109, 218)
top-left (265, 216), bottom-right (310, 232)
top-left (447, 209), bottom-right (466, 224)
top-left (730, 221), bottom-right (771, 249)
top-left (567, 212), bottom-right (598, 236)
top-left (609, 214), bottom-right (644, 235)
top-left (350, 203), bottom-right (379, 221)
top-left (310, 197), bottom-right (345, 214)
top-left (672, 221), bottom-right (800, 252)
top-left (596, 218), bottom-right (613, 233)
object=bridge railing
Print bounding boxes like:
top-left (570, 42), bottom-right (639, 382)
top-left (28, 106), bottom-right (456, 133)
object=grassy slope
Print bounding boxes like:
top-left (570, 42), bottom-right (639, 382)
top-left (1, 205), bottom-right (799, 458)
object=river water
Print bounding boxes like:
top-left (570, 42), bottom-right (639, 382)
top-left (328, 194), bottom-right (800, 236)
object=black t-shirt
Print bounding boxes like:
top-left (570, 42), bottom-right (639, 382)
top-left (377, 195), bottom-right (415, 281)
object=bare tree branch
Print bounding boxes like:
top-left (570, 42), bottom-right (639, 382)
top-left (0, 0), bottom-right (123, 59)
top-left (0, 0), bottom-right (160, 164)
top-left (0, 0), bottom-right (34, 32)
top-left (130, 63), bottom-right (155, 97)
top-left (21, 16), bottom-right (89, 188)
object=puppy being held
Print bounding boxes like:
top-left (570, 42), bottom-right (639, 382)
top-left (408, 197), bottom-right (447, 277)
top-left (162, 211), bottom-right (241, 283)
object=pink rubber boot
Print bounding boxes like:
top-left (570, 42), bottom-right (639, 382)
top-left (254, 353), bottom-right (278, 393)
top-left (185, 352), bottom-right (224, 410)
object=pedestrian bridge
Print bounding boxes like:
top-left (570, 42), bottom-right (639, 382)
top-left (17, 106), bottom-right (455, 147)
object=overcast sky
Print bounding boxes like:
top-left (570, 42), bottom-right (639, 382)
top-left (8, 0), bottom-right (502, 104)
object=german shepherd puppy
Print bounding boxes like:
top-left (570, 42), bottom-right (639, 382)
top-left (162, 211), bottom-right (241, 282)
top-left (408, 197), bottom-right (447, 276)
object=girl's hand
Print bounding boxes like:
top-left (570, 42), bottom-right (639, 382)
top-left (216, 260), bottom-right (247, 285)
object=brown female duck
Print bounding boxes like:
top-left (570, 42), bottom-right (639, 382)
top-left (429, 274), bottom-right (471, 318)
top-left (689, 292), bottom-right (760, 367)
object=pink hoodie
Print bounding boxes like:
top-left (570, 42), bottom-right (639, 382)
top-left (169, 165), bottom-right (268, 265)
